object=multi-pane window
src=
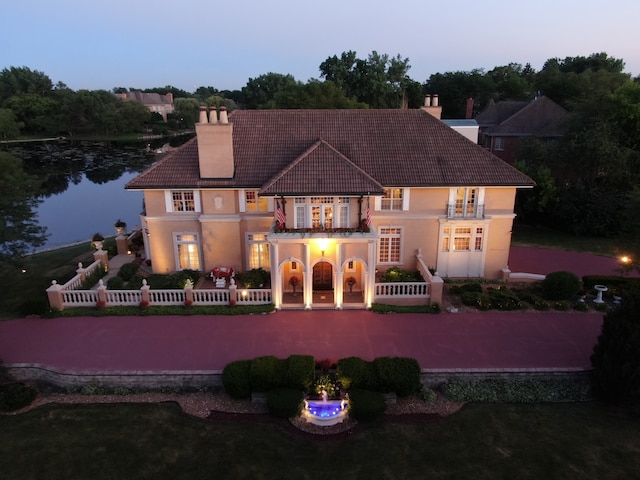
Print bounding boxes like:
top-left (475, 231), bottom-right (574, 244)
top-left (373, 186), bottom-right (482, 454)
top-left (293, 197), bottom-right (350, 228)
top-left (454, 188), bottom-right (477, 217)
top-left (494, 137), bottom-right (505, 151)
top-left (441, 225), bottom-right (484, 252)
top-left (172, 191), bottom-right (195, 212)
top-left (247, 233), bottom-right (270, 269)
top-left (441, 227), bottom-right (451, 251)
top-left (245, 191), bottom-right (268, 212)
top-left (378, 227), bottom-right (402, 263)
top-left (381, 189), bottom-right (403, 210)
top-left (475, 227), bottom-right (483, 251)
top-left (176, 234), bottom-right (200, 270)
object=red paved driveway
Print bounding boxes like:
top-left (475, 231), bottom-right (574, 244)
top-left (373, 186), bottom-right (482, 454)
top-left (0, 310), bottom-right (603, 372)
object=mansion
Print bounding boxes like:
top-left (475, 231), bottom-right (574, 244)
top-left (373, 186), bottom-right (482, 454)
top-left (126, 103), bottom-right (534, 309)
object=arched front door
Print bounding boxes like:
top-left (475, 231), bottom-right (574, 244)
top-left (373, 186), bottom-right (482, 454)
top-left (313, 262), bottom-right (333, 290)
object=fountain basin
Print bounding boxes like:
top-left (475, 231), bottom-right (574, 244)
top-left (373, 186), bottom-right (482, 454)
top-left (302, 399), bottom-right (349, 426)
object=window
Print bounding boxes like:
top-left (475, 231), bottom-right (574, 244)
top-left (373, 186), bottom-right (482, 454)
top-left (475, 227), bottom-right (484, 251)
top-left (441, 227), bottom-right (451, 251)
top-left (494, 137), bottom-right (505, 151)
top-left (453, 188), bottom-right (478, 217)
top-left (345, 260), bottom-right (356, 272)
top-left (245, 191), bottom-right (268, 212)
top-left (166, 190), bottom-right (200, 213)
top-left (381, 189), bottom-right (403, 210)
top-left (247, 233), bottom-right (270, 270)
top-left (293, 197), bottom-right (350, 228)
top-left (175, 234), bottom-right (200, 270)
top-left (440, 224), bottom-right (485, 253)
top-left (378, 227), bottom-right (402, 263)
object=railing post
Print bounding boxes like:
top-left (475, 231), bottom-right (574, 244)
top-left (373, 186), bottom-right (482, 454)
top-left (93, 249), bottom-right (109, 273)
top-left (76, 262), bottom-right (87, 283)
top-left (184, 279), bottom-right (194, 304)
top-left (46, 280), bottom-right (65, 311)
top-left (140, 279), bottom-right (151, 306)
top-left (97, 279), bottom-right (107, 306)
top-left (429, 275), bottom-right (444, 306)
top-left (228, 281), bottom-right (237, 306)
top-left (116, 234), bottom-right (129, 255)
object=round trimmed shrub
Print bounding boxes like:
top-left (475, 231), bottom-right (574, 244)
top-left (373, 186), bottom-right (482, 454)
top-left (0, 383), bottom-right (37, 412)
top-left (285, 355), bottom-right (314, 391)
top-left (374, 357), bottom-right (421, 396)
top-left (348, 388), bottom-right (386, 422)
top-left (250, 356), bottom-right (286, 392)
top-left (266, 388), bottom-right (303, 418)
top-left (337, 357), bottom-right (378, 390)
top-left (542, 271), bottom-right (580, 301)
top-left (117, 262), bottom-right (140, 281)
top-left (222, 359), bottom-right (252, 399)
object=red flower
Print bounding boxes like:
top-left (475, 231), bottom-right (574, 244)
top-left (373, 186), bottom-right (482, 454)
top-left (289, 276), bottom-right (300, 285)
top-left (346, 276), bottom-right (356, 285)
top-left (96, 300), bottom-right (106, 309)
top-left (139, 300), bottom-right (150, 308)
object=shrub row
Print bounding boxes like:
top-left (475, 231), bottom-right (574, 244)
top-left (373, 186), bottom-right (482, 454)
top-left (0, 383), bottom-right (37, 412)
top-left (223, 355), bottom-right (315, 399)
top-left (440, 377), bottom-right (592, 403)
top-left (337, 356), bottom-right (421, 396)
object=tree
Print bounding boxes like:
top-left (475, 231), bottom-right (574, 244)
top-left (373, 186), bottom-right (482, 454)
top-left (173, 97), bottom-right (200, 127)
top-left (423, 69), bottom-right (494, 118)
top-left (591, 288), bottom-right (640, 400)
top-left (0, 108), bottom-right (21, 139)
top-left (319, 51), bottom-right (419, 108)
top-left (274, 79), bottom-right (368, 109)
top-left (0, 152), bottom-right (48, 258)
top-left (0, 66), bottom-right (53, 105)
top-left (241, 73), bottom-right (298, 109)
top-left (487, 63), bottom-right (535, 101)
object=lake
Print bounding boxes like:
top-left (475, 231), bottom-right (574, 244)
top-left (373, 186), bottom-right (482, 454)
top-left (3, 137), bottom-right (190, 251)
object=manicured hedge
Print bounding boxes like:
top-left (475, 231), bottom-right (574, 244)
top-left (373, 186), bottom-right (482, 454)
top-left (0, 383), bottom-right (37, 412)
top-left (543, 271), bottom-right (580, 300)
top-left (374, 357), bottom-right (421, 397)
top-left (267, 388), bottom-right (304, 418)
top-left (348, 388), bottom-right (386, 422)
top-left (285, 355), bottom-right (315, 391)
top-left (337, 357), bottom-right (378, 390)
top-left (222, 359), bottom-right (252, 399)
top-left (249, 355), bottom-right (287, 392)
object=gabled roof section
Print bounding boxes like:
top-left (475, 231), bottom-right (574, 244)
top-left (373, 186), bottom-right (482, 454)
top-left (477, 96), bottom-right (569, 137)
top-left (475, 99), bottom-right (529, 127)
top-left (126, 109), bottom-right (535, 191)
top-left (259, 140), bottom-right (386, 196)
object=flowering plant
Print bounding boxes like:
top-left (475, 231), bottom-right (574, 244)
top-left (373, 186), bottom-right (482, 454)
top-left (346, 276), bottom-right (356, 285)
top-left (289, 276), bottom-right (300, 285)
top-left (184, 299), bottom-right (193, 307)
top-left (96, 300), bottom-right (106, 309)
top-left (139, 300), bottom-right (150, 308)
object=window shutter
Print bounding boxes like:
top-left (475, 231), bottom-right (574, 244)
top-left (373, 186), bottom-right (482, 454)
top-left (165, 191), bottom-right (173, 212)
top-left (402, 188), bottom-right (410, 211)
top-left (374, 196), bottom-right (381, 211)
top-left (239, 190), bottom-right (246, 212)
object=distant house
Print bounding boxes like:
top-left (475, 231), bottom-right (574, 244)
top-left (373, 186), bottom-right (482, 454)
top-left (116, 91), bottom-right (175, 121)
top-left (475, 96), bottom-right (569, 163)
top-left (125, 102), bottom-right (534, 310)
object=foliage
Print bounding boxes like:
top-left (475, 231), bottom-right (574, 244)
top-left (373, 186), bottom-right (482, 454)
top-left (0, 152), bottom-right (48, 258)
top-left (348, 388), bottom-right (387, 422)
top-left (222, 359), bottom-right (252, 399)
top-left (0, 383), bottom-right (37, 412)
top-left (49, 303), bottom-right (275, 317)
top-left (284, 355), bottom-right (314, 391)
top-left (461, 292), bottom-right (492, 310)
top-left (373, 357), bottom-right (421, 396)
top-left (241, 73), bottom-right (298, 109)
top-left (417, 384), bottom-right (438, 403)
top-left (380, 266), bottom-right (422, 283)
top-left (313, 373), bottom-right (339, 398)
top-left (117, 262), bottom-right (140, 282)
top-left (542, 271), bottom-right (581, 300)
top-left (441, 376), bottom-right (592, 403)
top-left (336, 357), bottom-right (378, 390)
top-left (145, 270), bottom-right (200, 289)
top-left (236, 268), bottom-right (269, 288)
top-left (486, 287), bottom-right (523, 310)
top-left (591, 288), bottom-right (640, 400)
top-left (371, 303), bottom-right (441, 314)
top-left (249, 356), bottom-right (286, 392)
top-left (266, 388), bottom-right (304, 418)
top-left (448, 282), bottom-right (483, 294)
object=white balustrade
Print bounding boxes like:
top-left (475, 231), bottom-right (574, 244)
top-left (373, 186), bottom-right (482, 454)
top-left (193, 289), bottom-right (230, 305)
top-left (105, 290), bottom-right (142, 306)
top-left (236, 289), bottom-right (273, 305)
top-left (62, 289), bottom-right (99, 306)
top-left (374, 282), bottom-right (429, 298)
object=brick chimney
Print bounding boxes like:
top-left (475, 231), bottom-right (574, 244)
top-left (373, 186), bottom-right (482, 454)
top-left (196, 106), bottom-right (234, 179)
top-left (421, 94), bottom-right (442, 120)
top-left (465, 98), bottom-right (474, 119)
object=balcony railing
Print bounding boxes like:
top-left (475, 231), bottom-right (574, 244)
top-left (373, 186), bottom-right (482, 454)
top-left (447, 203), bottom-right (484, 219)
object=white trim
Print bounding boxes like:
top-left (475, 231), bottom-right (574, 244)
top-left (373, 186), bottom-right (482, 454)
top-left (164, 189), bottom-right (201, 213)
top-left (238, 189), bottom-right (247, 212)
top-left (402, 188), bottom-right (410, 210)
top-left (374, 196), bottom-right (381, 211)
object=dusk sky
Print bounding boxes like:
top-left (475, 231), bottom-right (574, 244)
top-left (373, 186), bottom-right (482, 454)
top-left (3, 0), bottom-right (639, 92)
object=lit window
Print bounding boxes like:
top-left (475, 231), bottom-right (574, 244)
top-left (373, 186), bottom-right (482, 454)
top-left (245, 191), bottom-right (268, 212)
top-left (378, 227), bottom-right (402, 263)
top-left (175, 234), bottom-right (200, 270)
top-left (381, 189), bottom-right (403, 211)
top-left (454, 188), bottom-right (477, 217)
top-left (172, 191), bottom-right (195, 212)
top-left (247, 233), bottom-right (270, 270)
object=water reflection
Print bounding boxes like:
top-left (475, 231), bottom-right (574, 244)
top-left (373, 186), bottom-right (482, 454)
top-left (2, 135), bottom-right (193, 250)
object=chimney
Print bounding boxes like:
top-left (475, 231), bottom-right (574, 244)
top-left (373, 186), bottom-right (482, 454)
top-left (166, 92), bottom-right (174, 104)
top-left (219, 106), bottom-right (229, 124)
top-left (421, 93), bottom-right (442, 120)
top-left (195, 106), bottom-right (234, 179)
top-left (198, 106), bottom-right (208, 124)
top-left (465, 98), bottom-right (474, 119)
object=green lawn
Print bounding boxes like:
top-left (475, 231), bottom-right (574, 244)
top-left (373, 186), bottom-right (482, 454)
top-left (1, 401), bottom-right (639, 479)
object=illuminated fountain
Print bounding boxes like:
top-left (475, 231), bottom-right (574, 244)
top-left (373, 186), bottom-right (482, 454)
top-left (302, 390), bottom-right (349, 426)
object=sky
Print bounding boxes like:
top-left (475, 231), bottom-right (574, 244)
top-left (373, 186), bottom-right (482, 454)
top-left (2, 0), bottom-right (639, 93)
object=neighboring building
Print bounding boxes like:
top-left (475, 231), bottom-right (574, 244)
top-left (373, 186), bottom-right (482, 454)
top-left (116, 91), bottom-right (175, 121)
top-left (475, 96), bottom-right (569, 163)
top-left (126, 104), bottom-right (534, 309)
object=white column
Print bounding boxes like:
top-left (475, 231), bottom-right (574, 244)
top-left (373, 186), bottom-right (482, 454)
top-left (303, 243), bottom-right (312, 310)
top-left (270, 241), bottom-right (281, 309)
top-left (366, 240), bottom-right (377, 308)
top-left (335, 243), bottom-right (344, 309)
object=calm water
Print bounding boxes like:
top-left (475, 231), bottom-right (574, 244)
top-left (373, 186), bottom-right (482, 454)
top-left (3, 138), bottom-right (188, 251)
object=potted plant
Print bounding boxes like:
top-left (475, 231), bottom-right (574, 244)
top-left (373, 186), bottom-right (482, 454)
top-left (289, 275), bottom-right (300, 295)
top-left (114, 219), bottom-right (127, 235)
top-left (346, 276), bottom-right (356, 293)
top-left (91, 233), bottom-right (105, 250)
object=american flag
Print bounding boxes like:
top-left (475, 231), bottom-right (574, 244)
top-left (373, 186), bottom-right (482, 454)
top-left (366, 198), bottom-right (372, 227)
top-left (276, 200), bottom-right (286, 228)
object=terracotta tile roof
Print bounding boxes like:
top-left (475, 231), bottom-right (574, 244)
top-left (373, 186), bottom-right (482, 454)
top-left (126, 109), bottom-right (534, 191)
top-left (260, 140), bottom-right (385, 196)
